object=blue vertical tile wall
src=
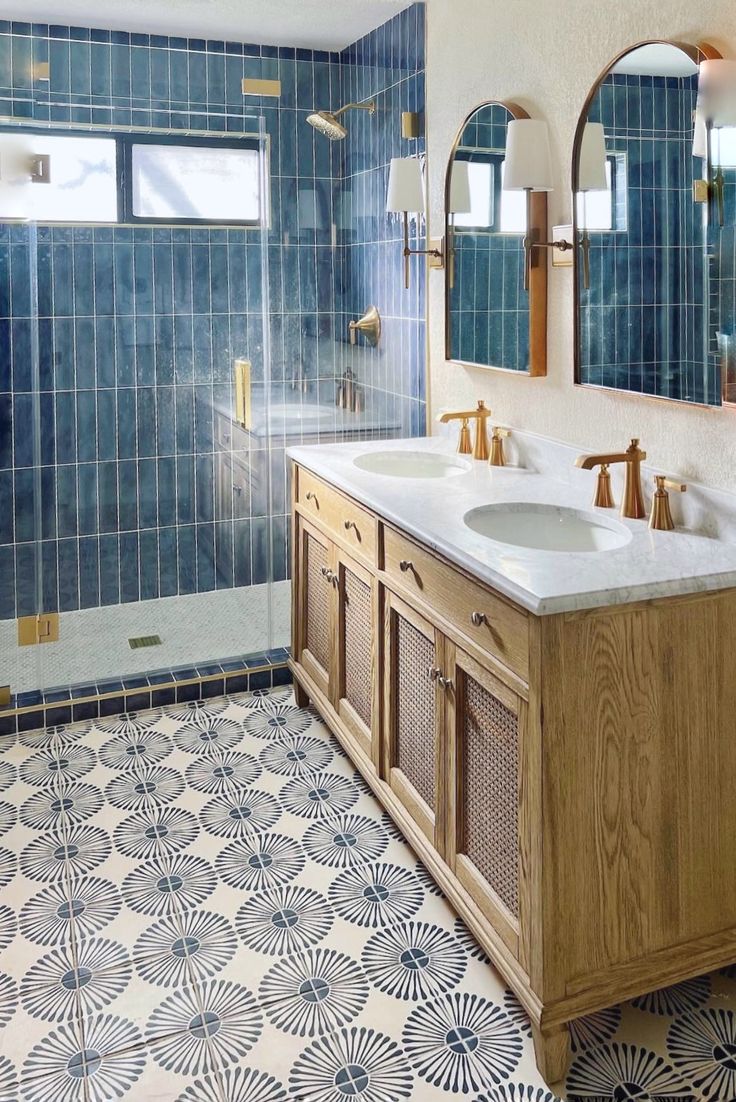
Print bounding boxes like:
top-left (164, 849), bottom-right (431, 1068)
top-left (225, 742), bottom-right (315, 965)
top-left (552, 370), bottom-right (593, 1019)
top-left (580, 72), bottom-right (715, 404)
top-left (0, 7), bottom-right (427, 623)
top-left (334, 3), bottom-right (427, 437)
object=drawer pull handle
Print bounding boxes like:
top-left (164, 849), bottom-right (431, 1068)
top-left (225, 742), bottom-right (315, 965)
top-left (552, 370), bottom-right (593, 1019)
top-left (470, 611), bottom-right (488, 627)
top-left (320, 566), bottom-right (333, 580)
top-left (344, 520), bottom-right (359, 534)
top-left (437, 675), bottom-right (454, 691)
top-left (305, 491), bottom-right (318, 504)
top-left (428, 666), bottom-right (441, 681)
top-left (399, 559), bottom-right (414, 573)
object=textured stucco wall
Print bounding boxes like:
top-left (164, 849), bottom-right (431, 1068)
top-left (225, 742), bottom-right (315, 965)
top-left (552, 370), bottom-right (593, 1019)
top-left (426, 0), bottom-right (736, 490)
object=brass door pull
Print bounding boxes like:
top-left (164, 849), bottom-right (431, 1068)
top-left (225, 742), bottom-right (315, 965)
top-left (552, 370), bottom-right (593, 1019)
top-left (305, 491), bottom-right (318, 504)
top-left (428, 666), bottom-right (441, 681)
top-left (470, 611), bottom-right (488, 627)
top-left (437, 674), bottom-right (454, 691)
top-left (320, 566), bottom-right (334, 581)
top-left (399, 560), bottom-right (414, 573)
top-left (344, 520), bottom-right (359, 534)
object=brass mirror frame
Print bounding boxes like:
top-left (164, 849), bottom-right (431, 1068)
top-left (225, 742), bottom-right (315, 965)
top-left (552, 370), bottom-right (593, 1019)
top-left (444, 100), bottom-right (548, 377)
top-left (571, 39), bottom-right (727, 407)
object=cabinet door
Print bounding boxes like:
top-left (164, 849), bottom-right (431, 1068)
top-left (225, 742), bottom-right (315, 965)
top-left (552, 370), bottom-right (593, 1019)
top-left (383, 589), bottom-right (445, 849)
top-left (335, 551), bottom-right (376, 765)
top-left (446, 644), bottom-right (525, 957)
top-left (295, 515), bottom-right (336, 700)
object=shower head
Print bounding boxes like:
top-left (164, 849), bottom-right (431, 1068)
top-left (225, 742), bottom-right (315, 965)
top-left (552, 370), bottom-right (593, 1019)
top-left (306, 100), bottom-right (375, 141)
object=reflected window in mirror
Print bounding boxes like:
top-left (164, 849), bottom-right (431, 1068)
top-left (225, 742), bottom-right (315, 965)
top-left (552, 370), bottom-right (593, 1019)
top-left (445, 101), bottom-right (547, 376)
top-left (574, 40), bottom-right (729, 406)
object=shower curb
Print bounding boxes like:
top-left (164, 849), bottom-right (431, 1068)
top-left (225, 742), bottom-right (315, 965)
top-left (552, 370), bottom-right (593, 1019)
top-left (0, 647), bottom-right (292, 736)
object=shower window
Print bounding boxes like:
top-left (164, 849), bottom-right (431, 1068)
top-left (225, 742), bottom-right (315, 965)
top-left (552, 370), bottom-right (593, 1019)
top-left (127, 139), bottom-right (262, 224)
top-left (0, 128), bottom-right (265, 226)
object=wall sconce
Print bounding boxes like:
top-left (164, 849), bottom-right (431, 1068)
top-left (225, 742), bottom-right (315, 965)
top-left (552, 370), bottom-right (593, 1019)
top-left (446, 160), bottom-right (471, 290)
top-left (577, 122), bottom-right (608, 288)
top-left (502, 119), bottom-right (572, 290)
top-left (696, 58), bottom-right (736, 226)
top-left (386, 157), bottom-right (444, 290)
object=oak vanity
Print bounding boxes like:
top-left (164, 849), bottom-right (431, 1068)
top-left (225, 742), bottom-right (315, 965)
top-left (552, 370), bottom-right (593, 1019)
top-left (287, 435), bottom-right (736, 1086)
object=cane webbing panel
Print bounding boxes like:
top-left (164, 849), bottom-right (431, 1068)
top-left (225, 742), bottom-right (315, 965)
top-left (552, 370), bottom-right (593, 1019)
top-left (343, 568), bottom-right (372, 729)
top-left (462, 673), bottom-right (519, 917)
top-left (305, 533), bottom-right (330, 672)
top-left (395, 613), bottom-right (435, 811)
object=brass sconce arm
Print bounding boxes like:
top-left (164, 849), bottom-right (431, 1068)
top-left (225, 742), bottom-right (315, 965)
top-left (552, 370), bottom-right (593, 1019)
top-left (400, 212), bottom-right (443, 289)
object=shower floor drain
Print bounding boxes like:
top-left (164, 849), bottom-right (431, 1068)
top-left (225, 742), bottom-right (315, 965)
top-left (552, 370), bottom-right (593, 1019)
top-left (128, 634), bottom-right (163, 650)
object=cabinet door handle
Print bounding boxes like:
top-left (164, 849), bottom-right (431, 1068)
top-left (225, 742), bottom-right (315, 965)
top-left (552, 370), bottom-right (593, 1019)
top-left (470, 611), bottom-right (488, 627)
top-left (320, 566), bottom-right (333, 580)
top-left (344, 519), bottom-right (359, 533)
top-left (331, 575), bottom-right (340, 589)
top-left (428, 666), bottom-right (441, 681)
top-left (399, 559), bottom-right (413, 573)
top-left (437, 675), bottom-right (454, 691)
top-left (305, 491), bottom-right (318, 504)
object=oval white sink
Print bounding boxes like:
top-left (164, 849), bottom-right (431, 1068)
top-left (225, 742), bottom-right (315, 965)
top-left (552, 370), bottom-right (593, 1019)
top-left (353, 450), bottom-right (472, 479)
top-left (464, 503), bottom-right (632, 553)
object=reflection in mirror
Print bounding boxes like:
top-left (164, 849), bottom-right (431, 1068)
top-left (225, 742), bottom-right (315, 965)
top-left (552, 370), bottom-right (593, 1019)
top-left (574, 41), bottom-right (727, 405)
top-left (445, 101), bottom-right (547, 374)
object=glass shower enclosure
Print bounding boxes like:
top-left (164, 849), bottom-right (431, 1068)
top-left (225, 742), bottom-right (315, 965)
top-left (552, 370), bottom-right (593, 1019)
top-left (0, 114), bottom-right (287, 713)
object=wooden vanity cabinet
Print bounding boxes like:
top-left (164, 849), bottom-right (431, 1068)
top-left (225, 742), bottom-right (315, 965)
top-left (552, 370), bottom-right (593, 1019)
top-left (292, 508), bottom-right (379, 771)
top-left (289, 462), bottom-right (736, 1088)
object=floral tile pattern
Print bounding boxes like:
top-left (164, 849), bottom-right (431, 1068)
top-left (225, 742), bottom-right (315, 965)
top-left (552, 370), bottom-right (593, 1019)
top-left (0, 689), bottom-right (733, 1101)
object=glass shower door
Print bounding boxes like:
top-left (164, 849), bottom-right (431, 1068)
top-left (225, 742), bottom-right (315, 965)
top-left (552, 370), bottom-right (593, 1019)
top-left (2, 116), bottom-right (280, 707)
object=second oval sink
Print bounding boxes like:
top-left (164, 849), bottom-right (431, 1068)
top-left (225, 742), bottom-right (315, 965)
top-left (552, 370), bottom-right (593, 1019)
top-left (353, 450), bottom-right (472, 479)
top-left (464, 502), bottom-right (632, 553)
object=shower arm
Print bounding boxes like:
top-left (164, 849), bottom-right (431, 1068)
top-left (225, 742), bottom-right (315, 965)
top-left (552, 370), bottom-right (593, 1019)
top-left (333, 101), bottom-right (376, 119)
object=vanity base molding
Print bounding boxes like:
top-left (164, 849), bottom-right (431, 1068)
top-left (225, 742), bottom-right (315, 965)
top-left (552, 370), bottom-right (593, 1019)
top-left (289, 462), bottom-right (736, 1086)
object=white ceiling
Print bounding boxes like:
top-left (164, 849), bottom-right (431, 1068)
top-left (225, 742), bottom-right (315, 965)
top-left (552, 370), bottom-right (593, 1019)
top-left (612, 44), bottom-right (698, 78)
top-left (9, 0), bottom-right (413, 52)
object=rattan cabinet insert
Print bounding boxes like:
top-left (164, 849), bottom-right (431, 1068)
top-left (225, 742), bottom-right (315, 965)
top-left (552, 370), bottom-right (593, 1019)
top-left (290, 462), bottom-right (736, 1089)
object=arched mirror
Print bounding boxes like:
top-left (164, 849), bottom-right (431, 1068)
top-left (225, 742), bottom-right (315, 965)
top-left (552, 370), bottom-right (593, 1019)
top-left (572, 39), bottom-right (735, 406)
top-left (445, 101), bottom-right (547, 375)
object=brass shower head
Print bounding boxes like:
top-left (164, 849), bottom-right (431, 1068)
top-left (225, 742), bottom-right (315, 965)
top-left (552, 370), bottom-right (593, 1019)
top-left (306, 100), bottom-right (375, 141)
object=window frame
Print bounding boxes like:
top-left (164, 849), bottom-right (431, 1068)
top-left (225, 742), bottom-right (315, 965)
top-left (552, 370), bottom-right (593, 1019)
top-left (0, 125), bottom-right (264, 228)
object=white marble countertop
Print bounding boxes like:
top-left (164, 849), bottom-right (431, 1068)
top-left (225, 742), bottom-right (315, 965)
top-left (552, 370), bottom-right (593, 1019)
top-left (287, 434), bottom-right (736, 615)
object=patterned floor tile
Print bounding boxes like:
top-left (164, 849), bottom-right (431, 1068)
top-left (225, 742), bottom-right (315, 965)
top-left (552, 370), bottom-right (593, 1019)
top-left (1, 687), bottom-right (735, 1102)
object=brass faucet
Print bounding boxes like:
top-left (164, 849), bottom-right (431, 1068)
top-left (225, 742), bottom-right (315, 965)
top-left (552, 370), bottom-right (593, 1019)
top-left (438, 400), bottom-right (491, 460)
top-left (575, 438), bottom-right (648, 519)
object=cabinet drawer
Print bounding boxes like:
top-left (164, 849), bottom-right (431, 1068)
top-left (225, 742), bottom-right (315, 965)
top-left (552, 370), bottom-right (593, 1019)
top-left (383, 526), bottom-right (529, 680)
top-left (296, 469), bottom-right (377, 565)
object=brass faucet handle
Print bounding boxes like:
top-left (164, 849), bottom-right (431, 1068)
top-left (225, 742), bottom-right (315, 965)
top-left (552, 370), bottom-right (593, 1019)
top-left (649, 475), bottom-right (687, 531)
top-left (489, 426), bottom-right (511, 467)
top-left (457, 417), bottom-right (473, 455)
top-left (593, 463), bottom-right (616, 509)
top-left (660, 477), bottom-right (687, 494)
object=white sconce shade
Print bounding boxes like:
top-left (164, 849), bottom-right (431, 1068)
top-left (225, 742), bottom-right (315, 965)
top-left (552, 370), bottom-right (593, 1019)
top-left (698, 59), bottom-right (736, 127)
top-left (578, 122), bottom-right (608, 191)
top-left (386, 157), bottom-right (425, 213)
top-left (692, 107), bottom-right (707, 159)
top-left (503, 119), bottom-right (554, 192)
top-left (448, 160), bottom-right (471, 213)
